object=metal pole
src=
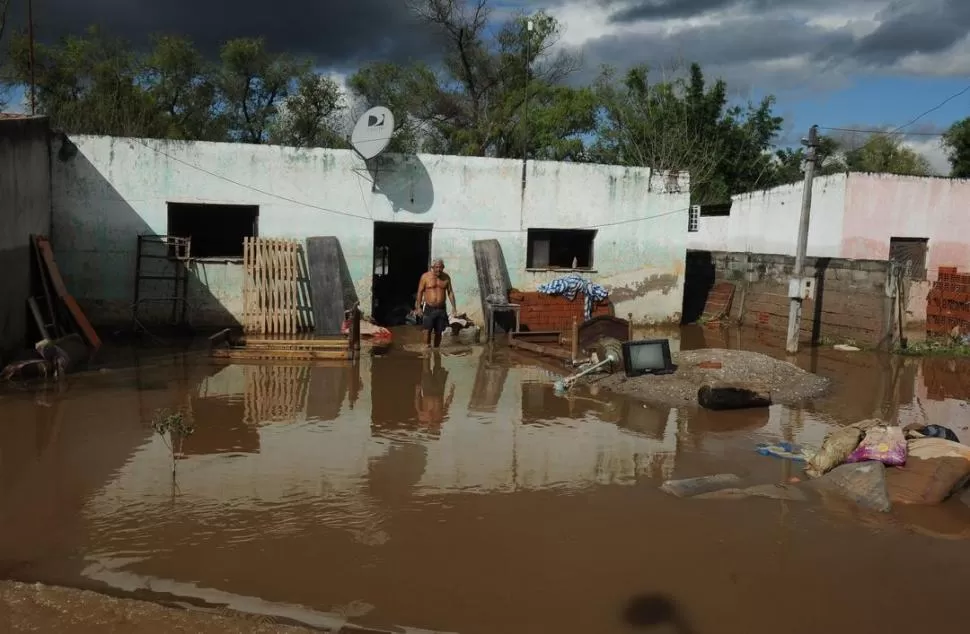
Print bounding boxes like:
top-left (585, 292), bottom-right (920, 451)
top-left (28, 0), bottom-right (36, 115)
top-left (785, 125), bottom-right (818, 354)
top-left (520, 18), bottom-right (533, 190)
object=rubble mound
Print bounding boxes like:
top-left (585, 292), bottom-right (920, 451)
top-left (588, 348), bottom-right (830, 407)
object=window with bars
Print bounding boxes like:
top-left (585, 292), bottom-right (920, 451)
top-left (888, 237), bottom-right (928, 280)
top-left (687, 205), bottom-right (700, 232)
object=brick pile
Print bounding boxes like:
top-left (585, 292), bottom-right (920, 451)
top-left (509, 290), bottom-right (612, 332)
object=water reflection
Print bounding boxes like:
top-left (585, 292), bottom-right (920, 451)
top-left (4, 332), bottom-right (970, 633)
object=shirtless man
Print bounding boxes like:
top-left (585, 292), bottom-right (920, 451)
top-left (414, 258), bottom-right (456, 348)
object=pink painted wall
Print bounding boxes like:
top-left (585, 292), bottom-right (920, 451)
top-left (842, 173), bottom-right (970, 281)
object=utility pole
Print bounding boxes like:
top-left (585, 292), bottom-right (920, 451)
top-left (520, 17), bottom-right (533, 191)
top-left (28, 0), bottom-right (36, 115)
top-left (785, 125), bottom-right (818, 354)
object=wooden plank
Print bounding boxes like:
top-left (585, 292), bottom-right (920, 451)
top-left (305, 237), bottom-right (348, 335)
top-left (211, 348), bottom-right (351, 361)
top-left (509, 338), bottom-right (573, 360)
top-left (236, 341), bottom-right (348, 351)
top-left (236, 336), bottom-right (346, 347)
top-left (510, 331), bottom-right (562, 343)
top-left (34, 236), bottom-right (101, 351)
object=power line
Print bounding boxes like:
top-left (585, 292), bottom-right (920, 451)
top-left (819, 81), bottom-right (970, 142)
top-left (819, 126), bottom-right (945, 137)
top-left (132, 137), bottom-right (692, 233)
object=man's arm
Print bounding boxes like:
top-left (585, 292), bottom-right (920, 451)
top-left (415, 274), bottom-right (426, 313)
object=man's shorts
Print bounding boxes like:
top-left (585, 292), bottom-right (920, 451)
top-left (422, 306), bottom-right (449, 334)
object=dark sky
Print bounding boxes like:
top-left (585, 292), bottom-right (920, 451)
top-left (4, 0), bottom-right (969, 92)
top-left (4, 0), bottom-right (444, 66)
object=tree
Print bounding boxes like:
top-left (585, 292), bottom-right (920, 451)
top-left (943, 118), bottom-right (970, 177)
top-left (590, 62), bottom-right (782, 204)
top-left (215, 38), bottom-right (305, 144)
top-left (349, 1), bottom-right (596, 158)
top-left (144, 35), bottom-right (226, 141)
top-left (843, 134), bottom-right (931, 176)
top-left (268, 72), bottom-right (346, 148)
top-left (2, 29), bottom-right (334, 146)
top-left (4, 26), bottom-right (163, 136)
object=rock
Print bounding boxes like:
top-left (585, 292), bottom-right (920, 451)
top-left (697, 382), bottom-right (771, 411)
top-left (694, 484), bottom-right (807, 501)
top-left (810, 462), bottom-right (891, 512)
top-left (833, 344), bottom-right (860, 351)
top-left (660, 474), bottom-right (742, 498)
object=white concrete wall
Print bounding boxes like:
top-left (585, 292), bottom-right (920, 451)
top-left (687, 173), bottom-right (849, 257)
top-left (51, 135), bottom-right (690, 327)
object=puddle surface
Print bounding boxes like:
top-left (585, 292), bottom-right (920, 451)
top-left (2, 326), bottom-right (970, 633)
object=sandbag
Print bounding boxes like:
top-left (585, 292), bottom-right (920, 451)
top-left (805, 419), bottom-right (881, 478)
top-left (846, 425), bottom-right (906, 466)
top-left (885, 438), bottom-right (970, 505)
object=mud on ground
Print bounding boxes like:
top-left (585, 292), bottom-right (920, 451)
top-left (585, 348), bottom-right (830, 407)
top-left (0, 581), bottom-right (316, 633)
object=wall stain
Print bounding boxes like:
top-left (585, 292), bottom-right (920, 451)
top-left (609, 274), bottom-right (680, 302)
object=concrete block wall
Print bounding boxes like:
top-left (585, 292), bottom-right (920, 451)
top-left (0, 116), bottom-right (52, 361)
top-left (700, 250), bottom-right (894, 347)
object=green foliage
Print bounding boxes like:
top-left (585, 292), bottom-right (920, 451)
top-left (151, 409), bottom-right (194, 440)
top-left (895, 338), bottom-right (970, 357)
top-left (943, 118), bottom-right (970, 178)
top-left (591, 62), bottom-right (783, 204)
top-left (1, 29), bottom-right (342, 147)
top-left (843, 134), bottom-right (930, 176)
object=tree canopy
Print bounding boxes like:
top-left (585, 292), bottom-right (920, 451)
top-left (943, 118), bottom-right (970, 178)
top-left (0, 0), bottom-right (943, 201)
top-left (0, 26), bottom-right (344, 144)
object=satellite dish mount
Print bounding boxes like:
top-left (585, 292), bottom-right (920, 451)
top-left (350, 106), bottom-right (395, 192)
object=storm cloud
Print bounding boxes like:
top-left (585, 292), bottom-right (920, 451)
top-left (3, 0), bottom-right (442, 66)
top-left (544, 0), bottom-right (970, 92)
top-left (4, 0), bottom-right (970, 90)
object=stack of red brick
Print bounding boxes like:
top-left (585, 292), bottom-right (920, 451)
top-left (927, 267), bottom-right (970, 336)
top-left (509, 290), bottom-right (612, 332)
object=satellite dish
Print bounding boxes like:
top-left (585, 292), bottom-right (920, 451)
top-left (351, 106), bottom-right (394, 160)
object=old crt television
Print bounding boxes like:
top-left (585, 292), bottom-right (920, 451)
top-left (621, 339), bottom-right (674, 377)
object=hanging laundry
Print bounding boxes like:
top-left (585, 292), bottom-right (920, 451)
top-left (537, 273), bottom-right (608, 321)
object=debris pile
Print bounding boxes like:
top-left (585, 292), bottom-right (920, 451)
top-left (661, 421), bottom-right (970, 514)
top-left (589, 349), bottom-right (830, 407)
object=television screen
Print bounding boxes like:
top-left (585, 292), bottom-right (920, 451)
top-left (622, 339), bottom-right (674, 377)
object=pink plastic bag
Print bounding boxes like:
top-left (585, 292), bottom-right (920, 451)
top-left (845, 425), bottom-right (907, 466)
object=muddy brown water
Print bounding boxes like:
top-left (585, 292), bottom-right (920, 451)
top-left (3, 326), bottom-right (970, 633)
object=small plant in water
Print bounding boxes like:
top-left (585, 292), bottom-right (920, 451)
top-left (151, 409), bottom-right (194, 479)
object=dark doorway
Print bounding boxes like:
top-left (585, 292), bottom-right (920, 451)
top-left (372, 221), bottom-right (432, 326)
top-left (681, 250), bottom-right (716, 324)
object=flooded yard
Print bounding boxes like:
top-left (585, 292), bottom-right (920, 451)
top-left (3, 326), bottom-right (970, 633)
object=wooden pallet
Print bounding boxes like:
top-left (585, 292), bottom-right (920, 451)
top-left (243, 237), bottom-right (309, 335)
top-left (210, 306), bottom-right (362, 361)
